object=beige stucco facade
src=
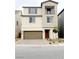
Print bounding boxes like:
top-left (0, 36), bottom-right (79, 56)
top-left (15, 10), bottom-right (21, 38)
top-left (20, 0), bottom-right (58, 40)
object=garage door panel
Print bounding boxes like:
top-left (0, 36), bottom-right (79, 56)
top-left (24, 31), bottom-right (42, 39)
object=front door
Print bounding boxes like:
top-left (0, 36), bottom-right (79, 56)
top-left (45, 30), bottom-right (49, 39)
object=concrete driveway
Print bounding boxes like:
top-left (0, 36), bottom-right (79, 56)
top-left (16, 39), bottom-right (49, 45)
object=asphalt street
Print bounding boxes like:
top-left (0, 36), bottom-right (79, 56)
top-left (15, 46), bottom-right (64, 59)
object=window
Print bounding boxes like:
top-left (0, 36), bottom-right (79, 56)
top-left (29, 17), bottom-right (35, 23)
top-left (47, 8), bottom-right (51, 14)
top-left (29, 8), bottom-right (37, 14)
top-left (47, 16), bottom-right (53, 23)
top-left (16, 21), bottom-right (18, 26)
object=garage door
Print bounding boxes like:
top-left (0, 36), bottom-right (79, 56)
top-left (23, 31), bottom-right (42, 39)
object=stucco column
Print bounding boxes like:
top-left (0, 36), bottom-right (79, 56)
top-left (50, 29), bottom-right (53, 39)
top-left (53, 32), bottom-right (58, 39)
top-left (55, 33), bottom-right (58, 39)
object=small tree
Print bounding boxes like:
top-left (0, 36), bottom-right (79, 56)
top-left (53, 27), bottom-right (58, 33)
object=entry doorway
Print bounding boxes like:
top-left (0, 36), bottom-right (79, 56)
top-left (45, 30), bottom-right (49, 39)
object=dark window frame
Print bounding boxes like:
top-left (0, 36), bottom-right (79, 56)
top-left (29, 16), bottom-right (35, 23)
top-left (47, 16), bottom-right (53, 23)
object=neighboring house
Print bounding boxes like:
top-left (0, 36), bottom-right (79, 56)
top-left (15, 10), bottom-right (22, 38)
top-left (20, 0), bottom-right (58, 40)
top-left (58, 9), bottom-right (64, 38)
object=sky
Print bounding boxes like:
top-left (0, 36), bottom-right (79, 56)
top-left (15, 0), bottom-right (64, 13)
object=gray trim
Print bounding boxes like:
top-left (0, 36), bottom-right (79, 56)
top-left (21, 15), bottom-right (42, 17)
top-left (23, 6), bottom-right (41, 8)
top-left (43, 27), bottom-right (58, 28)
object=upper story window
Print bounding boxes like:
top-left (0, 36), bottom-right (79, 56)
top-left (45, 6), bottom-right (55, 14)
top-left (29, 8), bottom-right (37, 14)
top-left (47, 8), bottom-right (51, 14)
top-left (47, 16), bottom-right (53, 23)
top-left (29, 16), bottom-right (35, 23)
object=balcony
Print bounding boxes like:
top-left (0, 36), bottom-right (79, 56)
top-left (45, 6), bottom-right (55, 14)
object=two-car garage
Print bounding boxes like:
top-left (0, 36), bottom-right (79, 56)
top-left (23, 31), bottom-right (43, 39)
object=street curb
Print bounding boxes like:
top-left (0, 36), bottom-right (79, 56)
top-left (15, 44), bottom-right (64, 47)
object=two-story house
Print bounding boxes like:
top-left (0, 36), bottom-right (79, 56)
top-left (21, 0), bottom-right (58, 40)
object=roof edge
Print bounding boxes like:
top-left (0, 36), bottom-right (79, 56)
top-left (41, 0), bottom-right (58, 6)
top-left (22, 6), bottom-right (41, 8)
top-left (58, 9), bottom-right (64, 16)
top-left (15, 10), bottom-right (21, 12)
